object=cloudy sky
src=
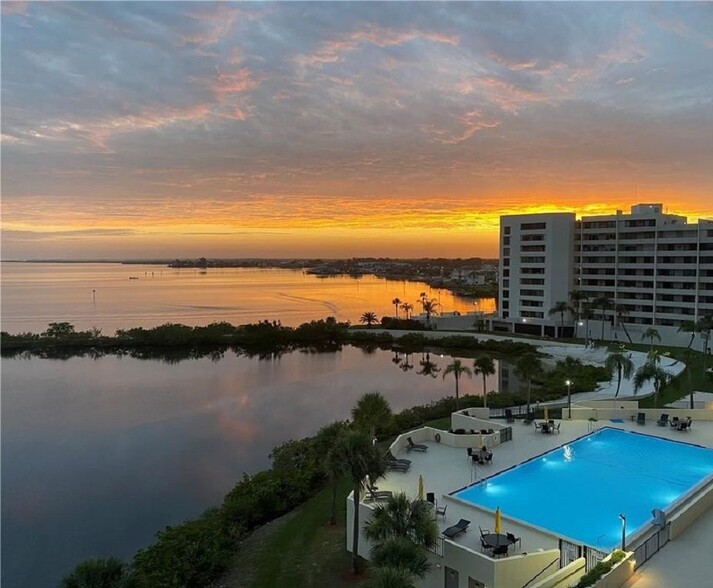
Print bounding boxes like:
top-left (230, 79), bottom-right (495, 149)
top-left (2, 1), bottom-right (712, 259)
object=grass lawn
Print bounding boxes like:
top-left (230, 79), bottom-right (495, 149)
top-left (244, 477), bottom-right (365, 588)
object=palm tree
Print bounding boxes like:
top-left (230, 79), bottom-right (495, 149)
top-left (604, 351), bottom-right (634, 398)
top-left (678, 320), bottom-right (697, 349)
top-left (352, 392), bottom-right (392, 439)
top-left (614, 304), bottom-right (632, 343)
top-left (370, 537), bottom-right (430, 579)
top-left (417, 352), bottom-right (440, 378)
top-left (548, 301), bottom-right (572, 338)
top-left (581, 303), bottom-right (594, 341)
top-left (364, 492), bottom-right (438, 548)
top-left (442, 359), bottom-right (472, 410)
top-left (400, 302), bottom-right (413, 320)
top-left (317, 421), bottom-right (350, 525)
top-left (392, 298), bottom-right (401, 319)
top-left (695, 316), bottom-right (713, 369)
top-left (335, 430), bottom-right (387, 575)
top-left (472, 354), bottom-right (496, 409)
top-left (364, 565), bottom-right (417, 588)
top-left (569, 290), bottom-right (588, 338)
top-left (421, 298), bottom-right (439, 326)
top-left (360, 312), bottom-right (378, 328)
top-left (641, 327), bottom-right (661, 350)
top-left (634, 360), bottom-right (672, 408)
top-left (681, 347), bottom-right (696, 410)
top-left (592, 296), bottom-right (613, 340)
top-left (515, 353), bottom-right (542, 415)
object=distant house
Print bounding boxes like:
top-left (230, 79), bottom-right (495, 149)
top-left (449, 269), bottom-right (486, 286)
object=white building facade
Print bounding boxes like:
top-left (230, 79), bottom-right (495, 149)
top-left (497, 204), bottom-right (713, 348)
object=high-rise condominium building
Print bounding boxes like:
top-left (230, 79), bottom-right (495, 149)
top-left (497, 204), bottom-right (713, 348)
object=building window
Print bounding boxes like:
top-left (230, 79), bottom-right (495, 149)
top-left (504, 226), bottom-right (511, 235)
top-left (521, 222), bottom-right (546, 230)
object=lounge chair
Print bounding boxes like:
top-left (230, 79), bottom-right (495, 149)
top-left (636, 412), bottom-right (646, 425)
top-left (436, 504), bottom-right (447, 519)
top-left (443, 519), bottom-right (470, 539)
top-left (506, 532), bottom-right (521, 548)
top-left (387, 461), bottom-right (410, 472)
top-left (407, 437), bottom-right (428, 452)
top-left (505, 409), bottom-right (515, 423)
top-left (364, 489), bottom-right (393, 502)
top-left (657, 414), bottom-right (669, 427)
top-left (388, 455), bottom-right (412, 466)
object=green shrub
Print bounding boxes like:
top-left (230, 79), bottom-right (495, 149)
top-left (575, 550), bottom-right (626, 588)
top-left (61, 557), bottom-right (134, 588)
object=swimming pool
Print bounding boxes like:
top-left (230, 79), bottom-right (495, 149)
top-left (453, 427), bottom-right (713, 550)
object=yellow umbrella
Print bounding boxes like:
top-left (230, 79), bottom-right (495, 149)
top-left (417, 474), bottom-right (424, 501)
top-left (478, 431), bottom-right (483, 449)
top-left (495, 507), bottom-right (502, 534)
top-left (544, 407), bottom-right (549, 421)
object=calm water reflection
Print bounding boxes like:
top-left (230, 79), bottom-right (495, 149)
top-left (2, 347), bottom-right (512, 588)
top-left (0, 262), bottom-right (496, 334)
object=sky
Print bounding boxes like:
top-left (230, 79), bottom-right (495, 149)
top-left (2, 1), bottom-right (712, 260)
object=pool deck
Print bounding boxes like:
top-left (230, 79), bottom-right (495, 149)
top-left (372, 418), bottom-right (713, 561)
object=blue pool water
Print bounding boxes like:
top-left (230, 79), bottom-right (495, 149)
top-left (453, 428), bottom-right (713, 550)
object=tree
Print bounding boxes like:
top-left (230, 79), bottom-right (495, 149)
top-left (548, 301), bottom-right (572, 337)
top-left (360, 312), bottom-right (378, 328)
top-left (364, 565), bottom-right (417, 588)
top-left (605, 351), bottom-right (634, 398)
top-left (363, 492), bottom-right (438, 548)
top-left (334, 430), bottom-right (386, 575)
top-left (400, 302), bottom-right (413, 320)
top-left (678, 320), bottom-right (697, 349)
top-left (417, 352), bottom-right (440, 379)
top-left (421, 298), bottom-right (439, 326)
top-left (370, 537), bottom-right (430, 580)
top-left (61, 557), bottom-right (133, 588)
top-left (592, 297), bottom-right (613, 340)
top-left (392, 298), bottom-right (401, 319)
top-left (442, 359), bottom-right (472, 410)
top-left (581, 303), bottom-right (594, 341)
top-left (694, 316), bottom-right (713, 370)
top-left (641, 327), bottom-right (661, 350)
top-left (317, 421), bottom-right (351, 525)
top-left (472, 354), bottom-right (496, 409)
top-left (569, 290), bottom-right (588, 339)
top-left (681, 348), bottom-right (696, 410)
top-left (634, 359), bottom-right (672, 408)
top-left (515, 353), bottom-right (542, 415)
top-left (614, 304), bottom-right (632, 344)
top-left (352, 392), bottom-right (392, 439)
top-left (43, 321), bottom-right (76, 338)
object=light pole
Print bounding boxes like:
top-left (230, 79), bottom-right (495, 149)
top-left (566, 380), bottom-right (573, 419)
top-left (619, 513), bottom-right (627, 551)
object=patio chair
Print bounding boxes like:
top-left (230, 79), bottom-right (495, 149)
top-left (552, 423), bottom-right (561, 434)
top-left (676, 421), bottom-right (690, 432)
top-left (480, 447), bottom-right (493, 464)
top-left (523, 411), bottom-right (535, 425)
top-left (443, 519), bottom-right (470, 539)
top-left (670, 416), bottom-right (679, 428)
top-left (506, 532), bottom-right (521, 548)
top-left (505, 409), bottom-right (515, 423)
top-left (426, 492), bottom-right (435, 504)
top-left (656, 414), bottom-right (669, 427)
top-left (478, 525), bottom-right (490, 538)
top-left (436, 504), bottom-right (447, 519)
top-left (407, 437), bottom-right (428, 452)
top-left (636, 412), bottom-right (646, 425)
top-left (466, 447), bottom-right (474, 462)
top-left (492, 544), bottom-right (509, 558)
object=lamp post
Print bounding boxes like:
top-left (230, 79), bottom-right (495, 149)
top-left (619, 513), bottom-right (627, 551)
top-left (566, 380), bottom-right (573, 419)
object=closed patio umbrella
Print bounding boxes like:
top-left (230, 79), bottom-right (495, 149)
top-left (544, 406), bottom-right (549, 421)
top-left (417, 474), bottom-right (424, 501)
top-left (495, 507), bottom-right (502, 534)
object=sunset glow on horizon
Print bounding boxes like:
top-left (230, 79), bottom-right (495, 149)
top-left (2, 1), bottom-right (712, 259)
